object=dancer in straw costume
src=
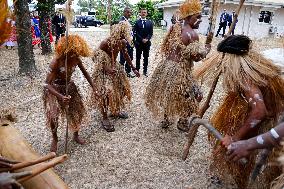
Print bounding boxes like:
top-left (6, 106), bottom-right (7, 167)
top-left (43, 34), bottom-right (96, 152)
top-left (144, 0), bottom-right (211, 131)
top-left (195, 35), bottom-right (284, 188)
top-left (226, 121), bottom-right (284, 189)
top-left (0, 0), bottom-right (12, 46)
top-left (91, 21), bottom-right (140, 132)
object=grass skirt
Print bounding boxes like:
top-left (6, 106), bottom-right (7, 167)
top-left (43, 81), bottom-right (85, 132)
top-left (91, 49), bottom-right (131, 115)
top-left (210, 92), bottom-right (281, 189)
top-left (194, 50), bottom-right (284, 188)
top-left (145, 58), bottom-right (198, 119)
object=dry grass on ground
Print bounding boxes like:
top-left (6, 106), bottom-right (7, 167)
top-left (0, 29), bottom-right (283, 189)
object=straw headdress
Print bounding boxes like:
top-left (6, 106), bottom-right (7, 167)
top-left (55, 34), bottom-right (91, 57)
top-left (179, 0), bottom-right (202, 19)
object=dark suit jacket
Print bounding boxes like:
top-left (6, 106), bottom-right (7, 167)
top-left (52, 14), bottom-right (66, 30)
top-left (228, 14), bottom-right (238, 25)
top-left (133, 18), bottom-right (153, 47)
top-left (219, 12), bottom-right (229, 25)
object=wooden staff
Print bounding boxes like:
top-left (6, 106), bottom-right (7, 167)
top-left (0, 152), bottom-right (56, 172)
top-left (183, 0), bottom-right (246, 161)
top-left (183, 114), bottom-right (247, 164)
top-left (182, 0), bottom-right (223, 160)
top-left (225, 0), bottom-right (245, 37)
top-left (63, 0), bottom-right (73, 154)
top-left (183, 71), bottom-right (221, 160)
top-left (205, 0), bottom-right (220, 44)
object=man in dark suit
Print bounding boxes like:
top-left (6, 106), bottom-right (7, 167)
top-left (227, 10), bottom-right (238, 35)
top-left (119, 7), bottom-right (135, 78)
top-left (52, 10), bottom-right (66, 44)
top-left (133, 8), bottom-right (153, 77)
top-left (215, 9), bottom-right (229, 37)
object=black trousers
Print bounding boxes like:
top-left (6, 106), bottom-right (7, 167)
top-left (119, 43), bottom-right (133, 74)
top-left (135, 44), bottom-right (150, 74)
top-left (55, 27), bottom-right (65, 44)
top-left (216, 22), bottom-right (227, 37)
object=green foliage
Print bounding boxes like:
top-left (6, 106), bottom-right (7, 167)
top-left (77, 0), bottom-right (132, 23)
top-left (36, 0), bottom-right (67, 13)
top-left (76, 0), bottom-right (164, 25)
top-left (134, 0), bottom-right (164, 26)
top-left (77, 0), bottom-right (89, 8)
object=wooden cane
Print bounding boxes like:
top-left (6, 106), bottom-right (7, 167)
top-left (18, 154), bottom-right (67, 183)
top-left (0, 152), bottom-right (56, 172)
top-left (183, 115), bottom-right (247, 164)
top-left (225, 0), bottom-right (245, 37)
top-left (183, 72), bottom-right (221, 160)
top-left (63, 1), bottom-right (73, 154)
top-left (183, 0), bottom-right (247, 161)
top-left (205, 0), bottom-right (220, 44)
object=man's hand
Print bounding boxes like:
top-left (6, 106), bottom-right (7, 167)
top-left (104, 66), bottom-right (117, 76)
top-left (0, 172), bottom-right (24, 189)
top-left (62, 95), bottom-right (71, 104)
top-left (227, 140), bottom-right (252, 161)
top-left (0, 157), bottom-right (19, 168)
top-left (221, 135), bottom-right (235, 148)
top-left (133, 69), bottom-right (140, 78)
top-left (142, 39), bottom-right (148, 43)
top-left (191, 53), bottom-right (203, 62)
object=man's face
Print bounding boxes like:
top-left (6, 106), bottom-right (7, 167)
top-left (140, 9), bottom-right (148, 19)
top-left (124, 9), bottom-right (132, 19)
top-left (189, 13), bottom-right (202, 29)
top-left (223, 9), bottom-right (226, 13)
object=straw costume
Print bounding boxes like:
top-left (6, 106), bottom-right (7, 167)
top-left (271, 145), bottom-right (284, 189)
top-left (91, 21), bottom-right (135, 130)
top-left (0, 0), bottom-right (12, 46)
top-left (145, 0), bottom-right (209, 127)
top-left (43, 34), bottom-right (91, 132)
top-left (92, 49), bottom-right (131, 114)
top-left (195, 35), bottom-right (284, 188)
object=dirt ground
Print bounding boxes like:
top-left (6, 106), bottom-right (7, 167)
top-left (0, 28), bottom-right (283, 189)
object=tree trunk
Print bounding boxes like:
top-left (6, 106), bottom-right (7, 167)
top-left (38, 0), bottom-right (53, 55)
top-left (14, 0), bottom-right (36, 74)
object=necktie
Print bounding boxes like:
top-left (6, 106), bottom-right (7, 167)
top-left (142, 20), bottom-right (146, 28)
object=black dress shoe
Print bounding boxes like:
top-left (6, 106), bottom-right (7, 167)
top-left (143, 73), bottom-right (148, 77)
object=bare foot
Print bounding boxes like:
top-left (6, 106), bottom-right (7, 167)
top-left (73, 132), bottom-right (86, 145)
top-left (101, 119), bottom-right (115, 132)
top-left (110, 112), bottom-right (129, 119)
top-left (160, 119), bottom-right (172, 129)
top-left (177, 118), bottom-right (189, 132)
top-left (50, 139), bottom-right (58, 152)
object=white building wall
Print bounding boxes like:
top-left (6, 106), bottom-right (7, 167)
top-left (162, 7), bottom-right (178, 30)
top-left (273, 8), bottom-right (284, 36)
top-left (162, 4), bottom-right (284, 38)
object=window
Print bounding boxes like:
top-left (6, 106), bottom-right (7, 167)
top-left (258, 10), bottom-right (273, 24)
